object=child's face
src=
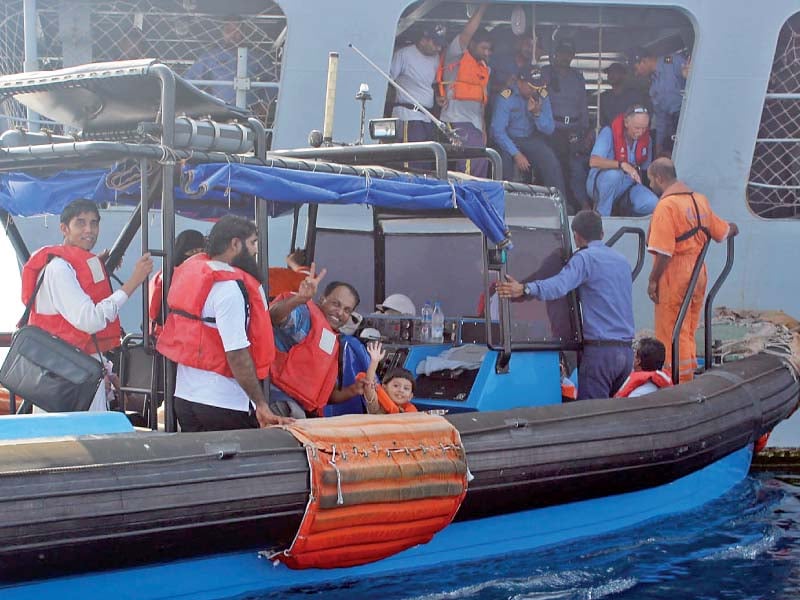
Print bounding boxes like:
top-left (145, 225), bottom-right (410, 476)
top-left (385, 377), bottom-right (414, 405)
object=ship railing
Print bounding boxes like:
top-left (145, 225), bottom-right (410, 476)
top-left (605, 226), bottom-right (646, 282)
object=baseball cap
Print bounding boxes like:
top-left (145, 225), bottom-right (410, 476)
top-left (518, 66), bottom-right (545, 86)
top-left (627, 47), bottom-right (653, 65)
top-left (359, 327), bottom-right (382, 341)
top-left (603, 62), bottom-right (628, 76)
top-left (376, 293), bottom-right (416, 316)
top-left (421, 24), bottom-right (447, 47)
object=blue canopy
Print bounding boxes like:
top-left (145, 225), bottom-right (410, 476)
top-left (0, 163), bottom-right (510, 246)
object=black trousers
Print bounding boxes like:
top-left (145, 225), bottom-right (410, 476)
top-left (174, 396), bottom-right (258, 432)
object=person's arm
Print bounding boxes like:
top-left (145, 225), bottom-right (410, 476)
top-left (457, 4), bottom-right (488, 50)
top-left (588, 128), bottom-right (642, 182)
top-left (497, 254), bottom-right (589, 301)
top-left (329, 380), bottom-right (367, 404)
top-left (533, 96), bottom-right (555, 135)
top-left (490, 97), bottom-right (520, 157)
top-left (213, 281), bottom-right (291, 426)
top-left (269, 262), bottom-right (326, 325)
top-left (48, 254), bottom-right (152, 334)
top-left (362, 341), bottom-right (386, 414)
top-left (647, 253), bottom-right (671, 304)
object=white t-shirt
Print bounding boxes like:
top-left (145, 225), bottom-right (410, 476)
top-left (390, 44), bottom-right (439, 122)
top-left (174, 278), bottom-right (253, 412)
top-left (439, 36), bottom-right (487, 131)
top-left (34, 256), bottom-right (128, 412)
top-left (628, 381), bottom-right (659, 397)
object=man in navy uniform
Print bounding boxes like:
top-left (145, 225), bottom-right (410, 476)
top-left (541, 40), bottom-right (592, 213)
top-left (629, 47), bottom-right (689, 156)
top-left (490, 66), bottom-right (565, 192)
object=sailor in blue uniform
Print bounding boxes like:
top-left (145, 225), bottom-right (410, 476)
top-left (630, 47), bottom-right (688, 156)
top-left (541, 40), bottom-right (592, 213)
top-left (490, 67), bottom-right (566, 192)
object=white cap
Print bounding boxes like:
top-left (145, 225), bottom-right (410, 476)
top-left (338, 311), bottom-right (363, 336)
top-left (359, 327), bottom-right (382, 341)
top-left (377, 293), bottom-right (416, 316)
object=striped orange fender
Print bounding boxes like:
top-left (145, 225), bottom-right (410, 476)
top-left (273, 413), bottom-right (469, 569)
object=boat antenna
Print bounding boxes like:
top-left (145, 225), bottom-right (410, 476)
top-left (347, 43), bottom-right (461, 144)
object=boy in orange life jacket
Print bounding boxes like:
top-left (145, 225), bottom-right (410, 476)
top-left (157, 215), bottom-right (289, 431)
top-left (615, 337), bottom-right (673, 398)
top-left (268, 267), bottom-right (364, 418)
top-left (21, 199), bottom-right (153, 412)
top-left (359, 340), bottom-right (418, 414)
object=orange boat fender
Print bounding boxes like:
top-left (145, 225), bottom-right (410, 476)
top-left (269, 413), bottom-right (470, 569)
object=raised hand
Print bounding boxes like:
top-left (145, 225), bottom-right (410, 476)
top-left (296, 261), bottom-right (327, 301)
top-left (366, 340), bottom-right (386, 365)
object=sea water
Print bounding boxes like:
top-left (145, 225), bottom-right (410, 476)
top-left (274, 474), bottom-right (800, 600)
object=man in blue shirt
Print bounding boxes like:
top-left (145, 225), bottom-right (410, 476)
top-left (587, 105), bottom-right (658, 216)
top-left (541, 40), bottom-right (592, 213)
top-left (183, 19), bottom-right (274, 110)
top-left (496, 210), bottom-right (635, 399)
top-left (490, 67), bottom-right (565, 191)
top-left (630, 47), bottom-right (688, 156)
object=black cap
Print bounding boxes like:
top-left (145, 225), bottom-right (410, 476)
top-left (518, 66), bottom-right (545, 86)
top-left (421, 24), bottom-right (446, 47)
top-left (555, 39), bottom-right (576, 54)
top-left (627, 47), bottom-right (654, 65)
top-left (603, 62), bottom-right (628, 76)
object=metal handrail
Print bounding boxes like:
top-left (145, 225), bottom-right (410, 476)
top-left (670, 238), bottom-right (710, 384)
top-left (704, 236), bottom-right (735, 371)
top-left (605, 226), bottom-right (646, 282)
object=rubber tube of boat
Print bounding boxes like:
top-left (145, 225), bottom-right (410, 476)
top-left (322, 52), bottom-right (339, 145)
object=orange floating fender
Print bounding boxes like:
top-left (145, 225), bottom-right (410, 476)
top-left (272, 413), bottom-right (469, 569)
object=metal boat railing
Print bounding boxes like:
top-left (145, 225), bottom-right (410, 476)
top-left (605, 226), bottom-right (646, 281)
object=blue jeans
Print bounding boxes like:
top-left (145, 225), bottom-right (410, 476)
top-left (587, 168), bottom-right (659, 216)
top-left (578, 344), bottom-right (634, 400)
top-left (500, 136), bottom-right (567, 192)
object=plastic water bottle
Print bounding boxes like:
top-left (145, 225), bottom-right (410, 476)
top-left (431, 301), bottom-right (444, 343)
top-left (420, 301), bottom-right (432, 342)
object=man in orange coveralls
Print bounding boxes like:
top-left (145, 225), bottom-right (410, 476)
top-left (646, 158), bottom-right (738, 382)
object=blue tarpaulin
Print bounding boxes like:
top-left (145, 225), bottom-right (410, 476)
top-left (0, 163), bottom-right (510, 246)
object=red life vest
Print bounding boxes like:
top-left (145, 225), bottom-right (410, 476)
top-left (156, 254), bottom-right (275, 379)
top-left (148, 270), bottom-right (163, 338)
top-left (437, 50), bottom-right (490, 105)
top-left (614, 369), bottom-right (673, 398)
top-left (270, 293), bottom-right (339, 415)
top-left (21, 245), bottom-right (122, 353)
top-left (611, 113), bottom-right (650, 166)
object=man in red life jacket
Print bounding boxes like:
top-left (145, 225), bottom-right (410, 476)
top-left (586, 104), bottom-right (659, 216)
top-left (21, 199), bottom-right (153, 411)
top-left (615, 336), bottom-right (673, 398)
top-left (268, 266), bottom-right (364, 418)
top-left (437, 3), bottom-right (492, 177)
top-left (157, 215), bottom-right (290, 431)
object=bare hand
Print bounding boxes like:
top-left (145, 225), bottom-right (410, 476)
top-left (436, 96), bottom-right (448, 109)
top-left (130, 253), bottom-right (154, 287)
top-left (648, 279), bottom-right (659, 303)
top-left (527, 96), bottom-right (542, 115)
top-left (366, 340), bottom-right (386, 364)
top-left (296, 261), bottom-right (327, 302)
top-left (513, 153), bottom-right (531, 172)
top-left (496, 274), bottom-right (526, 299)
top-left (621, 162), bottom-right (642, 184)
top-left (255, 403), bottom-right (294, 428)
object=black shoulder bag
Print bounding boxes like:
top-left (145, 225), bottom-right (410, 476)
top-left (0, 259), bottom-right (105, 412)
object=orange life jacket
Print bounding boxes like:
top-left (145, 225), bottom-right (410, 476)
top-left (614, 369), bottom-right (673, 398)
top-left (356, 372), bottom-right (418, 414)
top-left (148, 270), bottom-right (163, 338)
top-left (156, 254), bottom-right (275, 379)
top-left (437, 49), bottom-right (490, 105)
top-left (270, 293), bottom-right (339, 414)
top-left (21, 245), bottom-right (122, 353)
top-left (561, 376), bottom-right (577, 401)
top-left (611, 113), bottom-right (650, 166)
top-left (267, 267), bottom-right (307, 300)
